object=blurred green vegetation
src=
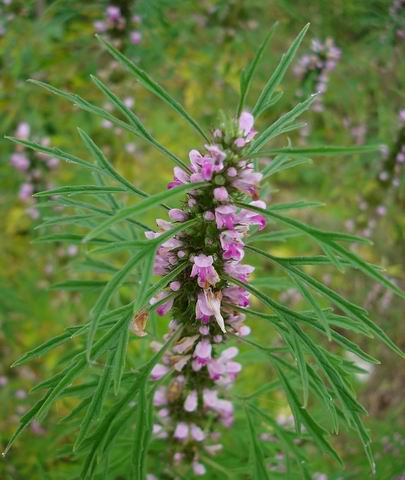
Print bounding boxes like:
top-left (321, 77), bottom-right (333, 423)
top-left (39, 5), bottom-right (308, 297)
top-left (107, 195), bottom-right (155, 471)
top-left (0, 0), bottom-right (404, 478)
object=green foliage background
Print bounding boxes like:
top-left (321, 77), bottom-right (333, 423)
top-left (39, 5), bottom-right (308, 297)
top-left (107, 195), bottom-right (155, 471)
top-left (0, 0), bottom-right (404, 478)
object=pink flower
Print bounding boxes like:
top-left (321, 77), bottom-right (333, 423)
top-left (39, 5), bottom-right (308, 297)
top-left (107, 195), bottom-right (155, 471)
top-left (173, 335), bottom-right (199, 354)
top-left (106, 5), bottom-right (121, 21)
top-left (150, 291), bottom-right (174, 316)
top-left (130, 31), bottom-right (142, 44)
top-left (190, 424), bottom-right (205, 442)
top-left (19, 183), bottom-right (34, 201)
top-left (238, 200), bottom-right (267, 230)
top-left (232, 168), bottom-right (262, 197)
top-left (151, 364), bottom-right (169, 381)
top-left (239, 111), bottom-right (254, 136)
top-left (191, 254), bottom-right (220, 288)
top-left (192, 462), bottom-right (206, 476)
top-left (224, 262), bottom-right (254, 281)
top-left (194, 339), bottom-right (212, 365)
top-left (184, 390), bottom-right (198, 412)
top-left (169, 281), bottom-right (181, 291)
top-left (223, 286), bottom-right (250, 307)
top-left (169, 208), bottom-right (188, 222)
top-left (203, 211), bottom-right (215, 221)
top-left (15, 122), bottom-right (30, 139)
top-left (213, 187), bottom-right (229, 201)
top-left (174, 422), bottom-right (189, 440)
top-left (196, 290), bottom-right (226, 333)
top-left (168, 167), bottom-right (189, 189)
top-left (215, 205), bottom-right (238, 230)
top-left (11, 153), bottom-right (29, 171)
top-left (153, 387), bottom-right (167, 406)
top-left (220, 230), bottom-right (245, 261)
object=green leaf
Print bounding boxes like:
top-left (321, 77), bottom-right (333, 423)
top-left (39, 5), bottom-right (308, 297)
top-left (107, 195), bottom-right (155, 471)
top-left (96, 35), bottom-right (209, 143)
top-left (34, 233), bottom-right (110, 245)
top-left (246, 229), bottom-right (302, 244)
top-left (249, 404), bottom-right (310, 479)
top-left (50, 280), bottom-right (108, 291)
top-left (131, 383), bottom-right (154, 479)
top-left (87, 246), bottom-right (153, 359)
top-left (286, 325), bottom-right (310, 407)
top-left (237, 23), bottom-right (278, 116)
top-left (4, 136), bottom-right (100, 171)
top-left (33, 185), bottom-right (126, 198)
top-left (268, 200), bottom-right (325, 211)
top-left (83, 183), bottom-right (205, 243)
top-left (11, 331), bottom-right (73, 367)
top-left (133, 249), bottom-right (157, 313)
top-left (251, 276), bottom-right (292, 290)
top-left (244, 406), bottom-right (270, 479)
top-left (112, 324), bottom-right (130, 395)
top-left (35, 214), bottom-right (97, 229)
top-left (80, 330), bottom-right (181, 478)
top-left (77, 128), bottom-right (151, 198)
top-left (254, 144), bottom-right (382, 157)
top-left (276, 368), bottom-right (343, 465)
top-left (90, 240), bottom-right (151, 255)
top-left (262, 156), bottom-right (312, 178)
top-left (288, 272), bottom-right (332, 340)
top-left (74, 350), bottom-right (116, 450)
top-left (250, 94), bottom-right (318, 153)
top-left (27, 79), bottom-right (138, 135)
top-left (3, 391), bottom-right (52, 455)
top-left (252, 23), bottom-right (310, 117)
top-left (86, 79), bottom-right (190, 172)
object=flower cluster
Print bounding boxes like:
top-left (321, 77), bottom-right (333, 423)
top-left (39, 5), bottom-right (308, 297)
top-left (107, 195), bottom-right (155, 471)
top-left (9, 122), bottom-right (59, 220)
top-left (94, 4), bottom-right (142, 46)
top-left (345, 109), bottom-right (405, 239)
top-left (389, 0), bottom-right (405, 40)
top-left (140, 112), bottom-right (266, 475)
top-left (294, 37), bottom-right (341, 112)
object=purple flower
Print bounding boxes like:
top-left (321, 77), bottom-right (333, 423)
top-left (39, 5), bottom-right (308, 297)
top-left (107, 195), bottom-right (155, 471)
top-left (213, 187), bottom-right (229, 201)
top-left (191, 254), bottom-right (220, 288)
top-left (239, 201), bottom-right (267, 230)
top-left (191, 424), bottom-right (205, 442)
top-left (173, 335), bottom-right (199, 354)
top-left (150, 291), bottom-right (174, 316)
top-left (10, 153), bottom-right (29, 171)
top-left (168, 167), bottom-right (189, 189)
top-left (224, 262), bottom-right (254, 281)
top-left (151, 364), bottom-right (169, 381)
top-left (106, 5), bottom-right (121, 21)
top-left (196, 290), bottom-right (225, 333)
top-left (130, 31), bottom-right (142, 44)
top-left (19, 183), bottom-right (34, 201)
top-left (232, 167), bottom-right (262, 197)
top-left (223, 286), bottom-right (250, 307)
top-left (174, 422), bottom-right (189, 440)
top-left (192, 461), bottom-right (206, 476)
top-left (184, 390), bottom-right (198, 412)
top-left (194, 338), bottom-right (212, 365)
top-left (215, 205), bottom-right (238, 230)
top-left (15, 122), bottom-right (30, 139)
top-left (169, 208), bottom-right (188, 222)
top-left (220, 230), bottom-right (245, 261)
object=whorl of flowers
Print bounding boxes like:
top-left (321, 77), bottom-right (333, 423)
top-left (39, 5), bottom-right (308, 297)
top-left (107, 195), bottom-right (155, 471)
top-left (389, 0), bottom-right (405, 40)
top-left (94, 4), bottom-right (142, 46)
top-left (294, 37), bottom-right (341, 112)
top-left (346, 109), bottom-right (405, 239)
top-left (9, 122), bottom-right (59, 220)
top-left (141, 112), bottom-right (264, 475)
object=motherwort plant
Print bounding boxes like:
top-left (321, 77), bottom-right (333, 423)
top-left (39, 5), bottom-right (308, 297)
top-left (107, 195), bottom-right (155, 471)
top-left (5, 25), bottom-right (404, 479)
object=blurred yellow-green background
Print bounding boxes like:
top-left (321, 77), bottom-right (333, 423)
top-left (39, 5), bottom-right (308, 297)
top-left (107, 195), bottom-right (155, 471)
top-left (1, 0), bottom-right (404, 478)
